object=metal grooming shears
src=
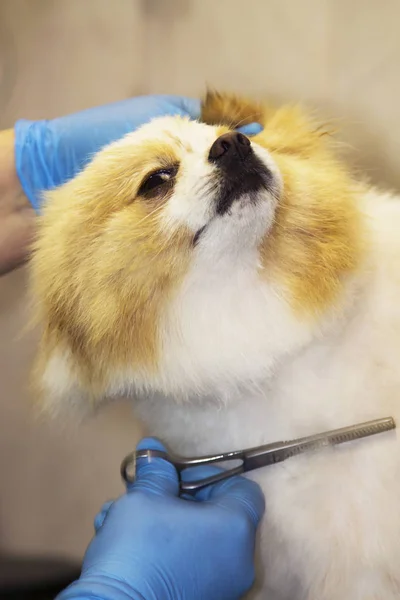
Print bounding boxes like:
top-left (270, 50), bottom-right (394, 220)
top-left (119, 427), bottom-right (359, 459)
top-left (121, 417), bottom-right (395, 494)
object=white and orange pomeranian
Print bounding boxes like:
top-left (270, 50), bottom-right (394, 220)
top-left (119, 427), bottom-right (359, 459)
top-left (30, 92), bottom-right (400, 599)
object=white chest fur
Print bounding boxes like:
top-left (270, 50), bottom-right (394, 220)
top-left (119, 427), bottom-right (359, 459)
top-left (135, 191), bottom-right (400, 600)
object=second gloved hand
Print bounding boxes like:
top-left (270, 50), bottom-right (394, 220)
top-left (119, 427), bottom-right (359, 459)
top-left (14, 95), bottom-right (200, 211)
top-left (58, 438), bottom-right (265, 600)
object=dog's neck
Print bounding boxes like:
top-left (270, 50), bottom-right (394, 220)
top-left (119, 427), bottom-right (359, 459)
top-left (133, 266), bottom-right (371, 461)
top-left (132, 218), bottom-right (371, 456)
top-left (130, 232), bottom-right (365, 400)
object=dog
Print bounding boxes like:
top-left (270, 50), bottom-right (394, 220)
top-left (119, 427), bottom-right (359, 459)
top-left (30, 92), bottom-right (400, 599)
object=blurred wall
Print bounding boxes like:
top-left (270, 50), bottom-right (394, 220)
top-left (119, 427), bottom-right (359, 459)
top-left (0, 0), bottom-right (399, 561)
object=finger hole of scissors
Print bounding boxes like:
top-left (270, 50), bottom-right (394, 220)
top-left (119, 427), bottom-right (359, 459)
top-left (181, 464), bottom-right (224, 481)
top-left (121, 453), bottom-right (137, 484)
top-left (180, 457), bottom-right (243, 479)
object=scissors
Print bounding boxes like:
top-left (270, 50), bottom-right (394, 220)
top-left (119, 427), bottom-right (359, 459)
top-left (121, 416), bottom-right (395, 494)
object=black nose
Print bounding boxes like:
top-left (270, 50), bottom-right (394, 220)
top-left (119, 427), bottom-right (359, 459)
top-left (208, 131), bottom-right (252, 163)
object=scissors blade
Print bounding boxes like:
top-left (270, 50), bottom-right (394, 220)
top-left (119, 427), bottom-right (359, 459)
top-left (243, 416), bottom-right (396, 471)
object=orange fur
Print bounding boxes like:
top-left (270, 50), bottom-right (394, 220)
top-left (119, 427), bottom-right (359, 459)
top-left (30, 139), bottom-right (192, 399)
top-left (261, 153), bottom-right (363, 315)
top-left (202, 92), bottom-right (364, 316)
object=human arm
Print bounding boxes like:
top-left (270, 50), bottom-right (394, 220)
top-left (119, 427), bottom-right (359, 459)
top-left (0, 95), bottom-right (200, 275)
top-left (0, 128), bottom-right (34, 275)
top-left (57, 438), bottom-right (265, 600)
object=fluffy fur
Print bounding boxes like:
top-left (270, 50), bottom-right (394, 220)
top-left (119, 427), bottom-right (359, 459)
top-left (30, 91), bottom-right (400, 599)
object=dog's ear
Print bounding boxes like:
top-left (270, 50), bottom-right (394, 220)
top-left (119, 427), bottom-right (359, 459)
top-left (201, 90), bottom-right (265, 129)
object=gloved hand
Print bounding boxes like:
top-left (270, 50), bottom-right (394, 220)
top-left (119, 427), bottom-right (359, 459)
top-left (14, 95), bottom-right (200, 211)
top-left (14, 95), bottom-right (263, 212)
top-left (57, 437), bottom-right (265, 600)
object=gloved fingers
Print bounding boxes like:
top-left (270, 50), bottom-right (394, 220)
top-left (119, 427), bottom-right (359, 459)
top-left (130, 436), bottom-right (180, 497)
top-left (194, 472), bottom-right (265, 528)
top-left (210, 477), bottom-right (265, 528)
top-left (93, 500), bottom-right (114, 532)
top-left (172, 96), bottom-right (201, 119)
top-left (236, 122), bottom-right (264, 136)
top-left (180, 465), bottom-right (225, 500)
top-left (181, 464), bottom-right (224, 484)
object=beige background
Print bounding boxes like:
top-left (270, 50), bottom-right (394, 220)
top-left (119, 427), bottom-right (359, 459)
top-left (0, 0), bottom-right (399, 562)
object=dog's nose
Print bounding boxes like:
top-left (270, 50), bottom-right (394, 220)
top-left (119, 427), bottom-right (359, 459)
top-left (208, 131), bottom-right (252, 163)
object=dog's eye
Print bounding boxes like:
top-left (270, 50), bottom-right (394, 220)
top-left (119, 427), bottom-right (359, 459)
top-left (138, 167), bottom-right (177, 196)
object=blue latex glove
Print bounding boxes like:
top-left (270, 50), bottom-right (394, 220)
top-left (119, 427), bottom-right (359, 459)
top-left (14, 95), bottom-right (200, 211)
top-left (14, 95), bottom-right (263, 212)
top-left (57, 437), bottom-right (265, 600)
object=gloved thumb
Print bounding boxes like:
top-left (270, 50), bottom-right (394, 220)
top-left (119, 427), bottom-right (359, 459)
top-left (129, 437), bottom-right (180, 497)
top-left (178, 97), bottom-right (201, 119)
top-left (236, 122), bottom-right (264, 136)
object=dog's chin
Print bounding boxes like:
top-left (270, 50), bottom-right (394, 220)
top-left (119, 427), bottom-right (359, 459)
top-left (192, 167), bottom-right (279, 248)
top-left (194, 190), bottom-right (277, 251)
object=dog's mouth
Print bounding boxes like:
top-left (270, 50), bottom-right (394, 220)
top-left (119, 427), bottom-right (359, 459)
top-left (193, 225), bottom-right (207, 246)
top-left (193, 163), bottom-right (276, 246)
top-left (215, 162), bottom-right (274, 216)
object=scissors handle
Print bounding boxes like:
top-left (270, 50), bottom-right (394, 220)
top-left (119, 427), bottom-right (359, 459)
top-left (121, 448), bottom-right (245, 493)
